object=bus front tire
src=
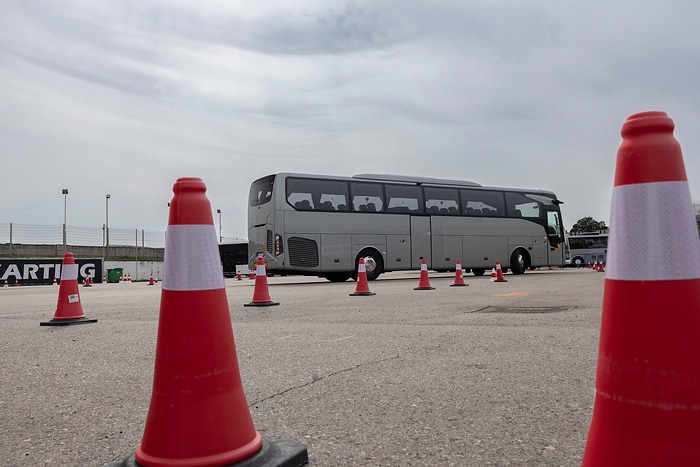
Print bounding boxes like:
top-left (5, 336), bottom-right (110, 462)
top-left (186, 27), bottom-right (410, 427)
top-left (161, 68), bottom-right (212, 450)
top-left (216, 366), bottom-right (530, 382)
top-left (358, 249), bottom-right (383, 281)
top-left (510, 249), bottom-right (529, 274)
top-left (472, 268), bottom-right (485, 276)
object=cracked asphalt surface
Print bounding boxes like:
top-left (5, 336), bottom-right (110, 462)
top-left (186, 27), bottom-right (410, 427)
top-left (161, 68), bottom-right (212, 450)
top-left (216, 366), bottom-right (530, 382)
top-left (0, 268), bottom-right (603, 466)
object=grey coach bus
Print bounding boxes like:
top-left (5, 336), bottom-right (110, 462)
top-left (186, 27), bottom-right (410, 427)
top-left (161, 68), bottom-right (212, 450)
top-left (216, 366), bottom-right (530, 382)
top-left (248, 173), bottom-right (566, 281)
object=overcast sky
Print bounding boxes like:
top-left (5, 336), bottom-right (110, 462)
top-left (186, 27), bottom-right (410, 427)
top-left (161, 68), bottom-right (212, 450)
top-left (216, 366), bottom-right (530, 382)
top-left (2, 0), bottom-right (698, 240)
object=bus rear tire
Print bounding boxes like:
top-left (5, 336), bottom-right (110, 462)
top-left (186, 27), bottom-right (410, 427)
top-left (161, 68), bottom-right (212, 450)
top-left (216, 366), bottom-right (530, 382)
top-left (325, 272), bottom-right (351, 282)
top-left (358, 249), bottom-right (383, 281)
top-left (472, 268), bottom-right (485, 276)
top-left (510, 249), bottom-right (529, 274)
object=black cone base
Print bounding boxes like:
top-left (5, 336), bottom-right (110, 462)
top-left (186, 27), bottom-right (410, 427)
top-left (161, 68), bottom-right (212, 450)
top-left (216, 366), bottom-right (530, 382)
top-left (40, 317), bottom-right (97, 326)
top-left (106, 438), bottom-right (308, 467)
top-left (244, 301), bottom-right (280, 307)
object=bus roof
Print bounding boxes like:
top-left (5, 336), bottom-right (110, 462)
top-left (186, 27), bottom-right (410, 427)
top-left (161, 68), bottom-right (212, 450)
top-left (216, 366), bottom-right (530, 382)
top-left (353, 173), bottom-right (482, 187)
top-left (268, 173), bottom-right (561, 202)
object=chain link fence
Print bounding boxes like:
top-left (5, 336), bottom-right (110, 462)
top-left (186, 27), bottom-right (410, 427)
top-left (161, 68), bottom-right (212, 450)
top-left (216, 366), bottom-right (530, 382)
top-left (0, 223), bottom-right (246, 248)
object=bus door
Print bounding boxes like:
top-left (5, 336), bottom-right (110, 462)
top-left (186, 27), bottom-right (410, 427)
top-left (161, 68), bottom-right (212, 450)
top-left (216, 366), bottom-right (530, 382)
top-left (545, 206), bottom-right (565, 266)
top-left (410, 216), bottom-right (432, 268)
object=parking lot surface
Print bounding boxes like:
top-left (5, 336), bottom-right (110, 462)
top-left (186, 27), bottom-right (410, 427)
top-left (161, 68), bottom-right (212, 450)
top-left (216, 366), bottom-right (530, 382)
top-left (0, 268), bottom-right (604, 466)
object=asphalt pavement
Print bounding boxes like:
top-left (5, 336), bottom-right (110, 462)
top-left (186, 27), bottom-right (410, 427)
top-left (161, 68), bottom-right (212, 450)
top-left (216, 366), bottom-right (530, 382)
top-left (0, 267), bottom-right (605, 466)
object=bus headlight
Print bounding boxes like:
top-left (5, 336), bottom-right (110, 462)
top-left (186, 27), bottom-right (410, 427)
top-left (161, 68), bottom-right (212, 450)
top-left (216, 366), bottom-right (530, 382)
top-left (275, 234), bottom-right (283, 256)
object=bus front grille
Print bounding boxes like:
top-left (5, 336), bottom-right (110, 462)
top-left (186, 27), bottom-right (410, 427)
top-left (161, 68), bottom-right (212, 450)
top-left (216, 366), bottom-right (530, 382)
top-left (288, 237), bottom-right (319, 267)
top-left (266, 230), bottom-right (274, 254)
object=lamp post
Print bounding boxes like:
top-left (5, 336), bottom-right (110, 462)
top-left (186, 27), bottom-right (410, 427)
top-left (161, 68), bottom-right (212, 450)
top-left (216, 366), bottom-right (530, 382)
top-left (62, 188), bottom-right (68, 252)
top-left (105, 194), bottom-right (110, 258)
top-left (217, 209), bottom-right (222, 242)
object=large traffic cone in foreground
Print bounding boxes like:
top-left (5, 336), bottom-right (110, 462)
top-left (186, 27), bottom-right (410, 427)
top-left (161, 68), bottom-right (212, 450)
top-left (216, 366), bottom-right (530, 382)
top-left (350, 257), bottom-right (376, 296)
top-left (414, 258), bottom-right (435, 290)
top-left (450, 259), bottom-right (468, 287)
top-left (40, 252), bottom-right (97, 326)
top-left (494, 260), bottom-right (508, 282)
top-left (108, 178), bottom-right (306, 467)
top-left (244, 256), bottom-right (280, 307)
top-left (582, 111), bottom-right (700, 466)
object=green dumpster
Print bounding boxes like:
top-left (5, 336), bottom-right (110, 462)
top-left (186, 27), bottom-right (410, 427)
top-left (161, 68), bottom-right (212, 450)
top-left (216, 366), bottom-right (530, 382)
top-left (107, 268), bottom-right (123, 283)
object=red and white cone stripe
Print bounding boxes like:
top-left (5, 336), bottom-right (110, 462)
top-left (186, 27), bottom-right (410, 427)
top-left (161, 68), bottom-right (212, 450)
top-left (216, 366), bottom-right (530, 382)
top-left (607, 181), bottom-right (700, 281)
top-left (162, 225), bottom-right (225, 291)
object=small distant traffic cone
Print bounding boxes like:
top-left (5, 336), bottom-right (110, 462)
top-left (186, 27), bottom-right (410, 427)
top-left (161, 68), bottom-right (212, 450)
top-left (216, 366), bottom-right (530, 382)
top-left (40, 252), bottom-right (97, 326)
top-left (249, 271), bottom-right (255, 280)
top-left (450, 259), bottom-right (468, 287)
top-left (597, 260), bottom-right (605, 272)
top-left (102, 275), bottom-right (106, 284)
top-left (2, 279), bottom-right (6, 287)
top-left (108, 177), bottom-right (306, 467)
top-left (587, 262), bottom-right (591, 269)
top-left (83, 276), bottom-right (92, 287)
top-left (582, 111), bottom-right (700, 466)
top-left (127, 273), bottom-right (132, 283)
top-left (119, 275), bottom-right (123, 284)
top-left (490, 268), bottom-right (497, 281)
top-left (237, 272), bottom-right (242, 281)
top-left (245, 256), bottom-right (280, 306)
top-left (52, 278), bottom-right (57, 286)
top-left (148, 274), bottom-right (155, 285)
top-left (494, 260), bottom-right (508, 282)
top-left (350, 257), bottom-right (376, 296)
top-left (414, 258), bottom-right (435, 290)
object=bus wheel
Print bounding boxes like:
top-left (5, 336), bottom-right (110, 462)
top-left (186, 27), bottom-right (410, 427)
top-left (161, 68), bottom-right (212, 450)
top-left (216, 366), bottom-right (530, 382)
top-left (325, 272), bottom-right (351, 282)
top-left (572, 256), bottom-right (584, 268)
top-left (358, 249), bottom-right (383, 281)
top-left (510, 249), bottom-right (529, 274)
top-left (472, 268), bottom-right (485, 276)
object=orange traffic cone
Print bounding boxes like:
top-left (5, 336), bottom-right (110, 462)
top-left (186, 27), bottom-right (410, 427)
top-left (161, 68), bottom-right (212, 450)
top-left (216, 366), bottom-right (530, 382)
top-left (108, 177), bottom-right (306, 467)
top-left (350, 257), bottom-right (376, 296)
top-left (40, 252), bottom-right (97, 326)
top-left (245, 256), bottom-right (279, 306)
top-left (582, 111), bottom-right (700, 466)
top-left (494, 260), bottom-right (508, 282)
top-left (450, 259), bottom-right (468, 287)
top-left (414, 258), bottom-right (435, 290)
top-left (148, 273), bottom-right (155, 286)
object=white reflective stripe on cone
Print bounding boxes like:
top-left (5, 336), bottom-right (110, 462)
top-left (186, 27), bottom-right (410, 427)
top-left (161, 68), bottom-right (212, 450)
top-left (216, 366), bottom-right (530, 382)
top-left (162, 224), bottom-right (225, 291)
top-left (607, 181), bottom-right (700, 281)
top-left (358, 263), bottom-right (366, 273)
top-left (256, 263), bottom-right (266, 276)
top-left (61, 264), bottom-right (79, 281)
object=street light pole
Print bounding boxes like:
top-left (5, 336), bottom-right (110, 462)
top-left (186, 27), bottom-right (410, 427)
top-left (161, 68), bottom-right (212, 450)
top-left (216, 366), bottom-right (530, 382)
top-left (105, 194), bottom-right (110, 259)
top-left (217, 209), bottom-right (222, 242)
top-left (62, 188), bottom-right (68, 253)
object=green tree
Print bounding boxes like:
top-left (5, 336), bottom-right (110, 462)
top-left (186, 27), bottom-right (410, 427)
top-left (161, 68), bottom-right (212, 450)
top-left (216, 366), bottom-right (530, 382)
top-left (570, 217), bottom-right (607, 235)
